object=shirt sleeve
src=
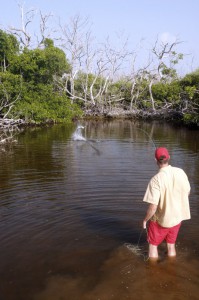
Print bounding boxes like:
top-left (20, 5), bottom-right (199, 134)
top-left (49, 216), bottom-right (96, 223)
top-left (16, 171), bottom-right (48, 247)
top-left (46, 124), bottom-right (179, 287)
top-left (143, 175), bottom-right (160, 205)
top-left (183, 171), bottom-right (191, 194)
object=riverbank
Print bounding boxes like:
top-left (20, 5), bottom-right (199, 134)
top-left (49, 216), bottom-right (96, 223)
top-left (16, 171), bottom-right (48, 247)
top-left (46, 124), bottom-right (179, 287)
top-left (83, 108), bottom-right (199, 129)
top-left (0, 108), bottom-right (198, 135)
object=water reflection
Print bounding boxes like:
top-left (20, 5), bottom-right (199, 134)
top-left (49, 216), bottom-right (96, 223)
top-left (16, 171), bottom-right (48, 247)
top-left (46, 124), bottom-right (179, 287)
top-left (0, 120), bottom-right (198, 300)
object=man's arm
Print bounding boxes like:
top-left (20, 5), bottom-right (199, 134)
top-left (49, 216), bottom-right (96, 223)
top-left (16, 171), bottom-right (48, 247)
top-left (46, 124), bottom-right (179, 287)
top-left (143, 203), bottom-right (158, 229)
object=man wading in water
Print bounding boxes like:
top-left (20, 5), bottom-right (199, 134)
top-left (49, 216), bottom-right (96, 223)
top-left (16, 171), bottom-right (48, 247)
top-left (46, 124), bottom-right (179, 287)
top-left (142, 147), bottom-right (191, 261)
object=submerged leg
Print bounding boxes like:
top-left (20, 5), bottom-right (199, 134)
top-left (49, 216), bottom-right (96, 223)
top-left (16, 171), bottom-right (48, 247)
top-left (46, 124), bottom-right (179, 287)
top-left (148, 244), bottom-right (158, 260)
top-left (167, 243), bottom-right (176, 257)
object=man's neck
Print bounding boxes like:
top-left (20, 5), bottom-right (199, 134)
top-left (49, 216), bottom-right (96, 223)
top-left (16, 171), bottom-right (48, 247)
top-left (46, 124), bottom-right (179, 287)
top-left (159, 163), bottom-right (169, 169)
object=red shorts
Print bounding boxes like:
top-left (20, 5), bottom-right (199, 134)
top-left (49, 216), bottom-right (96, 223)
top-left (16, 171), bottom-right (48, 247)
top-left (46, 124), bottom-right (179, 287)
top-left (147, 221), bottom-right (181, 246)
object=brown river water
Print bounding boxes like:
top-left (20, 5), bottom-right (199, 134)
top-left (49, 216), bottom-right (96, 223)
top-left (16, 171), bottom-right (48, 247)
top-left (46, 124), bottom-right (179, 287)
top-left (0, 120), bottom-right (199, 300)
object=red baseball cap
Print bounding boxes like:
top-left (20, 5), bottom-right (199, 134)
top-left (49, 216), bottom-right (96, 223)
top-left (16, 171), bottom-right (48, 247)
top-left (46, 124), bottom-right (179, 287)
top-left (155, 147), bottom-right (170, 160)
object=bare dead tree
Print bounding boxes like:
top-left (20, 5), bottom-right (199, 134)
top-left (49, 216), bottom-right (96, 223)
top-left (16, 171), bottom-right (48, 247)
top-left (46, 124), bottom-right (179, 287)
top-left (141, 36), bottom-right (184, 111)
top-left (8, 2), bottom-right (55, 49)
top-left (56, 42), bottom-right (110, 109)
top-left (148, 76), bottom-right (156, 111)
top-left (127, 51), bottom-right (151, 110)
top-left (95, 35), bottom-right (131, 110)
top-left (37, 11), bottom-right (54, 47)
top-left (58, 16), bottom-right (132, 112)
top-left (9, 2), bottom-right (35, 48)
top-left (59, 15), bottom-right (89, 100)
top-left (81, 34), bottom-right (131, 111)
top-left (152, 36), bottom-right (182, 81)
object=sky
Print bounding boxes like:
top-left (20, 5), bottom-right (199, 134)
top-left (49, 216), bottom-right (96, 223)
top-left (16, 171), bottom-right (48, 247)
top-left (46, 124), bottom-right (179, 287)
top-left (1, 0), bottom-right (199, 76)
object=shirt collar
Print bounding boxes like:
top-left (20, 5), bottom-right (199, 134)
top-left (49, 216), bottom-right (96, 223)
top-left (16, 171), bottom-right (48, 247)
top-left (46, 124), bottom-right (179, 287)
top-left (159, 165), bottom-right (171, 172)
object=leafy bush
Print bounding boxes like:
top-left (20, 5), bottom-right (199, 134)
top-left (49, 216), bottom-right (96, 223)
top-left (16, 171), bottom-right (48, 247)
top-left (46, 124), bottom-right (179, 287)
top-left (152, 81), bottom-right (181, 108)
top-left (10, 83), bottom-right (82, 123)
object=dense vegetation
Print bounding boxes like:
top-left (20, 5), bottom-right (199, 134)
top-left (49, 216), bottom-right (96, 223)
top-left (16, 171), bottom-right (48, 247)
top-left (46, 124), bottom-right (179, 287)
top-left (0, 12), bottom-right (198, 127)
top-left (0, 31), bottom-right (82, 124)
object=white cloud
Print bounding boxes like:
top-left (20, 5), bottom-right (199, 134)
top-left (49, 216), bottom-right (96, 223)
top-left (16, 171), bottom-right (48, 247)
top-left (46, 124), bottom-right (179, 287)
top-left (159, 32), bottom-right (177, 44)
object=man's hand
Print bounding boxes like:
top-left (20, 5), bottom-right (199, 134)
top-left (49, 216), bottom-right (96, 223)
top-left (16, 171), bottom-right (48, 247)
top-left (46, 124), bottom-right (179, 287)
top-left (143, 203), bottom-right (157, 229)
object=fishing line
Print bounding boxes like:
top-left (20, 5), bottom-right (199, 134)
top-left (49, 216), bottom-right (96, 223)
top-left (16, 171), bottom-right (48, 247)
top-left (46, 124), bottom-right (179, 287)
top-left (124, 127), bottom-right (156, 261)
top-left (124, 228), bottom-right (149, 261)
top-left (124, 229), bottom-right (143, 256)
top-left (136, 228), bottom-right (144, 248)
top-left (85, 140), bottom-right (101, 156)
top-left (136, 127), bottom-right (157, 150)
top-left (72, 125), bottom-right (101, 155)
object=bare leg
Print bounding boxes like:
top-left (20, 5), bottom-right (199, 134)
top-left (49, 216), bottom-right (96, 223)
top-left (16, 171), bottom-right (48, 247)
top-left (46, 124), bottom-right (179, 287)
top-left (167, 243), bottom-right (176, 257)
top-left (148, 244), bottom-right (158, 260)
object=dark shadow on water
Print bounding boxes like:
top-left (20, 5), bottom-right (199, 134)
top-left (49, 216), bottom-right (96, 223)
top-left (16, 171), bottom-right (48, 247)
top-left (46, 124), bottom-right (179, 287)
top-left (73, 205), bottom-right (145, 246)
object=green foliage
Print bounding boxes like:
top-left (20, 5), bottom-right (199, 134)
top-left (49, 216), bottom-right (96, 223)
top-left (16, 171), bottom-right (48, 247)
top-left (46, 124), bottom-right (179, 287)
top-left (161, 52), bottom-right (183, 81)
top-left (44, 39), bottom-right (71, 78)
top-left (0, 72), bottom-right (22, 116)
top-left (161, 65), bottom-right (177, 79)
top-left (180, 69), bottom-right (199, 112)
top-left (152, 81), bottom-right (181, 108)
top-left (170, 52), bottom-right (183, 65)
top-left (10, 40), bottom-right (71, 85)
top-left (11, 83), bottom-right (82, 123)
top-left (75, 72), bottom-right (106, 92)
top-left (180, 69), bottom-right (199, 87)
top-left (184, 86), bottom-right (197, 100)
top-left (0, 28), bottom-right (198, 127)
top-left (183, 113), bottom-right (199, 126)
top-left (0, 30), bottom-right (19, 70)
top-left (0, 30), bottom-right (81, 124)
top-left (0, 71), bottom-right (22, 96)
top-left (10, 48), bottom-right (43, 83)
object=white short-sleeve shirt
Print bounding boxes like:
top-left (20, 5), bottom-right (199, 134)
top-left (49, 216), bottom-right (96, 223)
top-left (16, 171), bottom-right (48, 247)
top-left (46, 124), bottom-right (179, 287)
top-left (143, 165), bottom-right (191, 227)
